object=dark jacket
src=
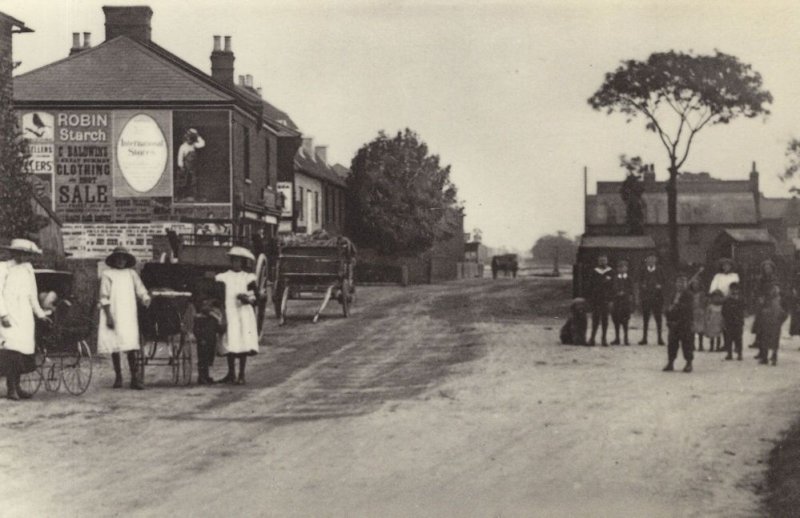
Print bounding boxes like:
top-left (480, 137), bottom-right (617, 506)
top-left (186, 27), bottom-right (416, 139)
top-left (611, 274), bottom-right (634, 318)
top-left (722, 296), bottom-right (746, 334)
top-left (666, 289), bottom-right (694, 333)
top-left (639, 267), bottom-right (665, 305)
top-left (589, 267), bottom-right (614, 305)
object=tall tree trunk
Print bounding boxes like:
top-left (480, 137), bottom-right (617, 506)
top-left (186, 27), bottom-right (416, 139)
top-left (666, 165), bottom-right (679, 267)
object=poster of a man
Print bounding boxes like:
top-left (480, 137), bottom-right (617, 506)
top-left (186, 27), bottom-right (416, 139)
top-left (176, 128), bottom-right (205, 201)
top-left (172, 110), bottom-right (230, 204)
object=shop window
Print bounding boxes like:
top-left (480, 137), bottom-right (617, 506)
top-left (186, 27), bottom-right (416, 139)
top-left (297, 186), bottom-right (304, 221)
top-left (243, 126), bottom-right (250, 181)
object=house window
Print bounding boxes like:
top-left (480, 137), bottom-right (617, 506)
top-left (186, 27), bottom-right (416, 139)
top-left (297, 186), bottom-right (304, 222)
top-left (265, 137), bottom-right (270, 186)
top-left (314, 191), bottom-right (320, 224)
top-left (331, 189), bottom-right (336, 225)
top-left (243, 126), bottom-right (250, 181)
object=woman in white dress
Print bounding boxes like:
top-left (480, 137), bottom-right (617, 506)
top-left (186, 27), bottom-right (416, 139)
top-left (708, 258), bottom-right (740, 297)
top-left (216, 246), bottom-right (259, 385)
top-left (98, 247), bottom-right (151, 389)
top-left (0, 239), bottom-right (51, 400)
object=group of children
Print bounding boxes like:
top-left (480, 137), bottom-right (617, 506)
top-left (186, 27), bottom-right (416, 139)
top-left (0, 238), bottom-right (262, 400)
top-left (98, 245), bottom-right (261, 390)
top-left (561, 254), bottom-right (790, 373)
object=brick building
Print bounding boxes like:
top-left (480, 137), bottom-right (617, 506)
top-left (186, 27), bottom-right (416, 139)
top-left (585, 164), bottom-right (762, 265)
top-left (13, 6), bottom-right (302, 260)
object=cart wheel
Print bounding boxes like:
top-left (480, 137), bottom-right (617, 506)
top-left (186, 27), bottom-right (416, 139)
top-left (62, 340), bottom-right (93, 396)
top-left (279, 285), bottom-right (289, 325)
top-left (172, 337), bottom-right (192, 385)
top-left (342, 280), bottom-right (351, 318)
top-left (44, 359), bottom-right (62, 392)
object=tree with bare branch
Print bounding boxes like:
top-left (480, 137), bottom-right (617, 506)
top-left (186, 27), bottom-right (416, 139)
top-left (589, 51), bottom-right (772, 265)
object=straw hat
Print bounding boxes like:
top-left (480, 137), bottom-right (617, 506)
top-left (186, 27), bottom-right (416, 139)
top-left (105, 247), bottom-right (136, 268)
top-left (2, 238), bottom-right (42, 255)
top-left (227, 246), bottom-right (255, 262)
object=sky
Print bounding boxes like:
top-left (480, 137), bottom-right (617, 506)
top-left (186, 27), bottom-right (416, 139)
top-left (5, 0), bottom-right (800, 252)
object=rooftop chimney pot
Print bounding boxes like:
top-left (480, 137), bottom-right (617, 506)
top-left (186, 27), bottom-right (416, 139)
top-left (83, 32), bottom-right (91, 48)
top-left (224, 36), bottom-right (231, 52)
top-left (315, 146), bottom-right (328, 164)
top-left (213, 35), bottom-right (221, 51)
top-left (72, 32), bottom-right (80, 48)
top-left (302, 137), bottom-right (314, 157)
top-left (245, 74), bottom-right (253, 87)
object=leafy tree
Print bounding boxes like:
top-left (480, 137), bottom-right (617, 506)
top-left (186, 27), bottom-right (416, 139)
top-left (589, 51), bottom-right (772, 265)
top-left (780, 140), bottom-right (800, 193)
top-left (618, 154), bottom-right (647, 235)
top-left (346, 129), bottom-right (460, 255)
top-left (531, 231), bottom-right (577, 275)
top-left (0, 59), bottom-right (47, 241)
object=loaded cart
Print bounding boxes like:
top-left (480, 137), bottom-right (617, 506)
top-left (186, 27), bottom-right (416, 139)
top-left (20, 270), bottom-right (93, 396)
top-left (273, 235), bottom-right (356, 325)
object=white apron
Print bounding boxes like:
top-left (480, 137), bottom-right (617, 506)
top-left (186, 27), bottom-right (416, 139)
top-left (97, 268), bottom-right (150, 354)
top-left (0, 260), bottom-right (46, 355)
top-left (216, 270), bottom-right (259, 355)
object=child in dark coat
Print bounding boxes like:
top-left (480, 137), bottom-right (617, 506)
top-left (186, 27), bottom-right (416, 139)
top-left (588, 255), bottom-right (614, 346)
top-left (560, 298), bottom-right (587, 345)
top-left (664, 274), bottom-right (694, 373)
top-left (610, 259), bottom-right (633, 345)
top-left (190, 276), bottom-right (225, 385)
top-left (722, 283), bottom-right (745, 361)
top-left (756, 284), bottom-right (788, 366)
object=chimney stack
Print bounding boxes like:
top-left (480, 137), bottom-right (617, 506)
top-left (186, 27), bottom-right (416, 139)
top-left (211, 34), bottom-right (235, 87)
top-left (302, 137), bottom-right (314, 158)
top-left (315, 146), bottom-right (328, 164)
top-left (103, 6), bottom-right (153, 42)
top-left (70, 32), bottom-right (81, 55)
top-left (245, 74), bottom-right (253, 87)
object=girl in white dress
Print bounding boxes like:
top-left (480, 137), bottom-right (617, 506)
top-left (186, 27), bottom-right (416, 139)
top-left (216, 246), bottom-right (259, 385)
top-left (98, 247), bottom-right (151, 389)
top-left (0, 239), bottom-right (51, 400)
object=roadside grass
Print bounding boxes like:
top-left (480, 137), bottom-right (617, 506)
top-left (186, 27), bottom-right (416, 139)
top-left (765, 418), bottom-right (800, 517)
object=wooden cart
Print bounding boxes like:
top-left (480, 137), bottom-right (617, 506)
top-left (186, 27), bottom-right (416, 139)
top-left (273, 237), bottom-right (356, 325)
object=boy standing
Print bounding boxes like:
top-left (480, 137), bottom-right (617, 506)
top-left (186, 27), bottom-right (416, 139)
top-left (664, 274), bottom-right (694, 373)
top-left (610, 259), bottom-right (633, 345)
top-left (756, 284), bottom-right (788, 366)
top-left (638, 254), bottom-right (665, 345)
top-left (722, 282), bottom-right (745, 361)
top-left (588, 254), bottom-right (614, 346)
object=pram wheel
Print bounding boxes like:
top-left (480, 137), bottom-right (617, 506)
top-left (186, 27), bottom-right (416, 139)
top-left (44, 360), bottom-right (62, 392)
top-left (62, 340), bottom-right (92, 396)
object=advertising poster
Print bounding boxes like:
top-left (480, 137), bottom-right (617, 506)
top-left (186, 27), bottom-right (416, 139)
top-left (112, 111), bottom-right (173, 198)
top-left (54, 111), bottom-right (112, 222)
top-left (62, 222), bottom-right (195, 261)
top-left (172, 110), bottom-right (230, 204)
top-left (277, 181), bottom-right (293, 218)
top-left (20, 111), bottom-right (55, 208)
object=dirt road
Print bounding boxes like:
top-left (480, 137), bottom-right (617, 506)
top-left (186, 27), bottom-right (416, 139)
top-left (1, 278), bottom-right (798, 517)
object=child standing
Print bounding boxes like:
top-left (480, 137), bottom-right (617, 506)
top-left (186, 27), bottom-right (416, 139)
top-left (0, 239), bottom-right (52, 400)
top-left (664, 274), bottom-right (694, 373)
top-left (190, 276), bottom-right (225, 385)
top-left (588, 255), bottom-right (614, 346)
top-left (722, 283), bottom-right (745, 361)
top-left (756, 284), bottom-right (788, 366)
top-left (689, 278), bottom-right (706, 351)
top-left (216, 247), bottom-right (259, 384)
top-left (704, 290), bottom-right (725, 352)
top-left (610, 259), bottom-right (633, 345)
top-left (98, 247), bottom-right (151, 390)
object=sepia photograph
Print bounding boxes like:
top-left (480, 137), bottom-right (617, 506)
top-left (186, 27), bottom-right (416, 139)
top-left (1, 0), bottom-right (800, 516)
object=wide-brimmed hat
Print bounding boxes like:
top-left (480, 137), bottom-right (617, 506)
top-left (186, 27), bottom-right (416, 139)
top-left (227, 246), bottom-right (255, 263)
top-left (105, 247), bottom-right (136, 268)
top-left (2, 238), bottom-right (42, 255)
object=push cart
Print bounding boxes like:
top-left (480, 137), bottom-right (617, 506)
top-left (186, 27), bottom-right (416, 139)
top-left (20, 270), bottom-right (93, 396)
